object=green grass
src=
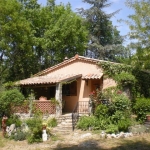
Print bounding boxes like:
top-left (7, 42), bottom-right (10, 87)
top-left (0, 132), bottom-right (7, 148)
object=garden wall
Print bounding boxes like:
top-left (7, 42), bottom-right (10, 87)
top-left (13, 100), bottom-right (56, 114)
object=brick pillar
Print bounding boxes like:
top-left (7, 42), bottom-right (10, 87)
top-left (55, 83), bottom-right (62, 116)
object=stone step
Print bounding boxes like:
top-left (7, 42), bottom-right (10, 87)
top-left (57, 125), bottom-right (72, 129)
top-left (52, 129), bottom-right (73, 134)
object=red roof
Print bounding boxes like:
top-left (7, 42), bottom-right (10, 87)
top-left (17, 55), bottom-right (107, 86)
top-left (18, 74), bottom-right (82, 85)
top-left (34, 54), bottom-right (109, 76)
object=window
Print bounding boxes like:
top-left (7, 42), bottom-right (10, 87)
top-left (62, 81), bottom-right (77, 96)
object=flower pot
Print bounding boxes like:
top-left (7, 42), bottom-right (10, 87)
top-left (39, 96), bottom-right (47, 101)
top-left (42, 125), bottom-right (47, 130)
top-left (146, 115), bottom-right (150, 122)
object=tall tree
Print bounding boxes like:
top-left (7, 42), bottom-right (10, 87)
top-left (0, 0), bottom-right (88, 83)
top-left (125, 0), bottom-right (150, 70)
top-left (41, 2), bottom-right (88, 65)
top-left (0, 0), bottom-right (34, 81)
top-left (78, 0), bottom-right (124, 61)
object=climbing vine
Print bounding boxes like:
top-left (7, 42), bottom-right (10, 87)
top-left (98, 62), bottom-right (132, 78)
top-left (98, 61), bottom-right (137, 99)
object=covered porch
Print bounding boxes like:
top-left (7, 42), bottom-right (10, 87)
top-left (18, 73), bottom-right (103, 116)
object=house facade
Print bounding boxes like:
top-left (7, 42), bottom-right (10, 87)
top-left (18, 54), bottom-right (116, 115)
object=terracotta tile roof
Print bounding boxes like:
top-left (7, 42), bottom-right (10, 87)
top-left (17, 74), bottom-right (82, 85)
top-left (34, 54), bottom-right (109, 76)
top-left (82, 73), bottom-right (103, 79)
top-left (17, 73), bottom-right (103, 86)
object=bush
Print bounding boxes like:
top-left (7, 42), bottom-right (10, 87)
top-left (93, 117), bottom-right (111, 130)
top-left (0, 89), bottom-right (25, 116)
top-left (7, 115), bottom-right (22, 127)
top-left (118, 119), bottom-right (131, 132)
top-left (111, 111), bottom-right (126, 124)
top-left (133, 97), bottom-right (150, 123)
top-left (26, 117), bottom-right (43, 143)
top-left (105, 124), bottom-right (118, 134)
top-left (13, 130), bottom-right (27, 141)
top-left (47, 118), bottom-right (57, 127)
top-left (77, 116), bottom-right (96, 130)
top-left (111, 93), bottom-right (131, 112)
top-left (94, 104), bottom-right (109, 119)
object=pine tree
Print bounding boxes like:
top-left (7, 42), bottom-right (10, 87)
top-left (78, 0), bottom-right (124, 61)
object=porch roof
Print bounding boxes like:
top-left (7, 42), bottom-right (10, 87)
top-left (82, 73), bottom-right (103, 79)
top-left (17, 73), bottom-right (103, 86)
top-left (17, 74), bottom-right (82, 85)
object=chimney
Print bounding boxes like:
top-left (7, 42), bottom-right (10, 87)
top-left (64, 56), bottom-right (68, 61)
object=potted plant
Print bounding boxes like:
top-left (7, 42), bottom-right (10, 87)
top-left (146, 112), bottom-right (150, 122)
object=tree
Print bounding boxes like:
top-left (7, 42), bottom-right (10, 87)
top-left (41, 2), bottom-right (88, 65)
top-left (0, 0), bottom-right (35, 82)
top-left (78, 0), bottom-right (124, 61)
top-left (125, 0), bottom-right (150, 70)
top-left (0, 0), bottom-right (88, 83)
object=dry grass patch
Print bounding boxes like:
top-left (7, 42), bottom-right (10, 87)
top-left (1, 130), bottom-right (150, 150)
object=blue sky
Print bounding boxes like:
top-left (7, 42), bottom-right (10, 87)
top-left (38, 0), bottom-right (134, 45)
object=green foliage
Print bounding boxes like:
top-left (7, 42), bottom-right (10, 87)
top-left (0, 0), bottom-right (88, 83)
top-left (105, 124), bottom-right (119, 134)
top-left (79, 0), bottom-right (124, 61)
top-left (133, 70), bottom-right (150, 98)
top-left (118, 119), bottom-right (131, 132)
top-left (83, 89), bottom-right (133, 132)
top-left (123, 0), bottom-right (150, 97)
top-left (94, 104), bottom-right (109, 119)
top-left (114, 72), bottom-right (136, 87)
top-left (12, 130), bottom-right (27, 141)
top-left (98, 61), bottom-right (132, 78)
top-left (47, 118), bottom-right (57, 127)
top-left (133, 97), bottom-right (150, 123)
top-left (111, 111), bottom-right (126, 124)
top-left (93, 117), bottom-right (111, 130)
top-left (0, 89), bottom-right (25, 115)
top-left (112, 93), bottom-right (131, 111)
top-left (125, 0), bottom-right (150, 70)
top-left (76, 116), bottom-right (96, 130)
top-left (50, 98), bottom-right (60, 106)
top-left (7, 115), bottom-right (22, 127)
top-left (26, 117), bottom-right (43, 143)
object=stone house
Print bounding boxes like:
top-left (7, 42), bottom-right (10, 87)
top-left (17, 54), bottom-right (116, 115)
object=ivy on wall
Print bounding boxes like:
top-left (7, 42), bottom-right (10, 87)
top-left (98, 62), bottom-right (132, 78)
top-left (98, 61), bottom-right (150, 98)
top-left (98, 61), bottom-right (136, 99)
top-left (98, 62), bottom-right (135, 85)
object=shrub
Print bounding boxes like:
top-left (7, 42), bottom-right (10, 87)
top-left (133, 97), bottom-right (150, 123)
top-left (26, 117), bottom-right (43, 143)
top-left (94, 104), bottom-right (109, 119)
top-left (105, 124), bottom-right (118, 134)
top-left (47, 118), bottom-right (57, 127)
top-left (0, 89), bottom-right (25, 116)
top-left (7, 115), bottom-right (22, 127)
top-left (117, 119), bottom-right (131, 132)
top-left (112, 93), bottom-right (131, 112)
top-left (93, 117), bottom-right (111, 130)
top-left (111, 111), bottom-right (126, 124)
top-left (76, 116), bottom-right (96, 130)
top-left (13, 130), bottom-right (27, 141)
top-left (114, 72), bottom-right (136, 87)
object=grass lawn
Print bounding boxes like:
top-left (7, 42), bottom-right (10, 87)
top-left (1, 130), bottom-right (150, 150)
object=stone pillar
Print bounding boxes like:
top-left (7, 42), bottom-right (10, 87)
top-left (55, 83), bottom-right (62, 116)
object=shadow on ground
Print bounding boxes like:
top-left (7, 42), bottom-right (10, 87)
top-left (111, 139), bottom-right (150, 150)
top-left (52, 138), bottom-right (150, 150)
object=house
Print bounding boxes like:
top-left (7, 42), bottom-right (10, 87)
top-left (17, 54), bottom-right (116, 115)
